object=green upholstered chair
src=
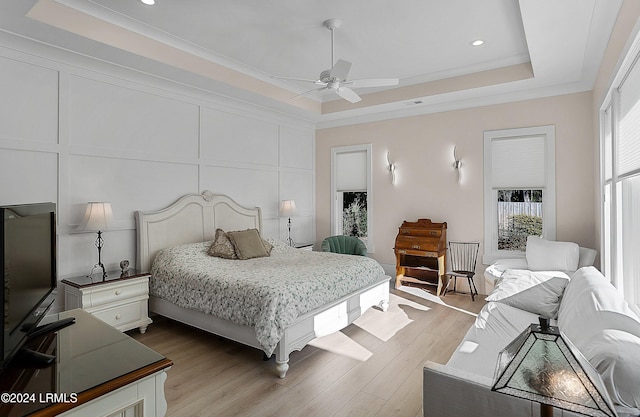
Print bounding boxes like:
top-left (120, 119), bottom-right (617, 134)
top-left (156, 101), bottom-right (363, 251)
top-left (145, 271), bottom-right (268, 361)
top-left (321, 235), bottom-right (367, 256)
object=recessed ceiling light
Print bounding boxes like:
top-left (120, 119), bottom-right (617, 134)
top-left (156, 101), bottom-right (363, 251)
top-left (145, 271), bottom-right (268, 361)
top-left (471, 39), bottom-right (485, 47)
top-left (140, 0), bottom-right (155, 5)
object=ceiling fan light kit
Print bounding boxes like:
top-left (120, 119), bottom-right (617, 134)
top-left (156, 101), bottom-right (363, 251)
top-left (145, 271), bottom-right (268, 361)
top-left (274, 18), bottom-right (399, 103)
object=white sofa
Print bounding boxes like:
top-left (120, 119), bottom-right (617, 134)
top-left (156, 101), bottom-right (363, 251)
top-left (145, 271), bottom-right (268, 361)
top-left (423, 239), bottom-right (640, 417)
top-left (483, 241), bottom-right (598, 294)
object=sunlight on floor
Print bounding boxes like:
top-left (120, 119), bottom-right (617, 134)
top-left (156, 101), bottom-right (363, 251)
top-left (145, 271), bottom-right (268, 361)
top-left (354, 293), bottom-right (430, 342)
top-left (308, 331), bottom-right (373, 361)
top-left (308, 293), bottom-right (430, 361)
top-left (397, 285), bottom-right (479, 317)
top-left (307, 288), bottom-right (479, 362)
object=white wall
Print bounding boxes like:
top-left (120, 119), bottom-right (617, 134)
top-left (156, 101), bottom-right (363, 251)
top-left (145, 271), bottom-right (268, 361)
top-left (0, 35), bottom-right (315, 310)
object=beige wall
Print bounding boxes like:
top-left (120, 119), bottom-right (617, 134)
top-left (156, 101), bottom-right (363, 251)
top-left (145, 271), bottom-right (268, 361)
top-left (316, 92), bottom-right (594, 293)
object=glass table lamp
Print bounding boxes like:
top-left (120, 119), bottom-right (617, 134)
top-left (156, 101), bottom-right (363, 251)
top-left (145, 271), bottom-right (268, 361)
top-left (492, 317), bottom-right (617, 417)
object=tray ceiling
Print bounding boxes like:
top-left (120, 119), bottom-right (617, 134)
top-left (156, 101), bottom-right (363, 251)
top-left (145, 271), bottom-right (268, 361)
top-left (0, 0), bottom-right (623, 126)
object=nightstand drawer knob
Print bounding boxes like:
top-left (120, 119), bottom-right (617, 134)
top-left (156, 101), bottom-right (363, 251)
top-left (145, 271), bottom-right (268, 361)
top-left (115, 314), bottom-right (121, 320)
top-left (115, 290), bottom-right (122, 295)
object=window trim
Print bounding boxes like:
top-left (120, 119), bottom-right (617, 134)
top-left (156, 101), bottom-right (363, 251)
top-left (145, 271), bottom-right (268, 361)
top-left (483, 126), bottom-right (556, 264)
top-left (330, 144), bottom-right (374, 253)
top-left (599, 23), bottom-right (640, 300)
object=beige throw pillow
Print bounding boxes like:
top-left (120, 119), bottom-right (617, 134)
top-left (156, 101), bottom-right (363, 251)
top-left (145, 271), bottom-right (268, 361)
top-left (208, 228), bottom-right (238, 259)
top-left (227, 229), bottom-right (270, 260)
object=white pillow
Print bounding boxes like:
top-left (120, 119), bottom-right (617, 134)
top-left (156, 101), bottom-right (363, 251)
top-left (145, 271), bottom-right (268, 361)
top-left (558, 266), bottom-right (640, 347)
top-left (484, 258), bottom-right (529, 285)
top-left (526, 236), bottom-right (580, 272)
top-left (486, 269), bottom-right (570, 319)
top-left (580, 329), bottom-right (640, 410)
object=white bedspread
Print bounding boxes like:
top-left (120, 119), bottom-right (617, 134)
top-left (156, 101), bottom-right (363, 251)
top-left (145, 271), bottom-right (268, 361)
top-left (150, 239), bottom-right (385, 355)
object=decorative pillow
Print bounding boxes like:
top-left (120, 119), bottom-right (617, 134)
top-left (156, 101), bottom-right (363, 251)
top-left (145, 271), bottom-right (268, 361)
top-left (227, 229), bottom-right (270, 260)
top-left (580, 329), bottom-right (640, 410)
top-left (525, 236), bottom-right (580, 272)
top-left (485, 258), bottom-right (530, 286)
top-left (486, 269), bottom-right (570, 319)
top-left (208, 228), bottom-right (238, 259)
top-left (261, 237), bottom-right (273, 254)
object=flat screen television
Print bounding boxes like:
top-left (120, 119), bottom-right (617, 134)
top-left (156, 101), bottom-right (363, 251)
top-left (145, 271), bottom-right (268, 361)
top-left (1, 202), bottom-right (58, 372)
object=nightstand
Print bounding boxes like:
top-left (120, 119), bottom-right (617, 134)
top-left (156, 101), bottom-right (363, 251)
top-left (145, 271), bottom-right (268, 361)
top-left (62, 270), bottom-right (153, 333)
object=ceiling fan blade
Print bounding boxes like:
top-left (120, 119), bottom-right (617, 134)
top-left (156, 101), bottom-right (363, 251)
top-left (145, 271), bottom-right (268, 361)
top-left (290, 86), bottom-right (327, 99)
top-left (336, 86), bottom-right (361, 103)
top-left (330, 59), bottom-right (352, 81)
top-left (272, 75), bottom-right (321, 84)
top-left (348, 78), bottom-right (399, 88)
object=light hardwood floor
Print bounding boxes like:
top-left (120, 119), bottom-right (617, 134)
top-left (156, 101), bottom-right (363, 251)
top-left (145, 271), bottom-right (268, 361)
top-left (132, 287), bottom-right (485, 417)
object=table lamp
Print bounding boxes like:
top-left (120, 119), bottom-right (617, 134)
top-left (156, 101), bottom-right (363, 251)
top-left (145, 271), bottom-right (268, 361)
top-left (279, 200), bottom-right (297, 247)
top-left (79, 202), bottom-right (113, 280)
top-left (492, 317), bottom-right (617, 417)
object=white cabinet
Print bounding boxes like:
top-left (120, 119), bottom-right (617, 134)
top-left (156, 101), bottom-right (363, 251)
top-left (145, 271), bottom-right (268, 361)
top-left (63, 272), bottom-right (153, 333)
top-left (59, 370), bottom-right (168, 417)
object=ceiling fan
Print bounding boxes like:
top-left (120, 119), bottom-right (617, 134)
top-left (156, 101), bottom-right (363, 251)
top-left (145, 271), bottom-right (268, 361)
top-left (274, 19), bottom-right (399, 103)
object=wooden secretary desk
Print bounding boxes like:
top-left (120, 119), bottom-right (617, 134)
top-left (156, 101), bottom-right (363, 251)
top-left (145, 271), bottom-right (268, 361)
top-left (394, 219), bottom-right (448, 295)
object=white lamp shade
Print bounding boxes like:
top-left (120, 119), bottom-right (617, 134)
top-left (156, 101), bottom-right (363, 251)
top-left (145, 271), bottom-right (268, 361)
top-left (79, 202), bottom-right (113, 231)
top-left (279, 200), bottom-right (297, 217)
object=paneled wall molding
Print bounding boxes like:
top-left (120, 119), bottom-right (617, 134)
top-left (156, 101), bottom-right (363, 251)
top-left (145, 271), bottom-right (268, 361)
top-left (0, 140), bottom-right (60, 153)
top-left (0, 32), bottom-right (316, 131)
top-left (0, 31), bottom-right (315, 287)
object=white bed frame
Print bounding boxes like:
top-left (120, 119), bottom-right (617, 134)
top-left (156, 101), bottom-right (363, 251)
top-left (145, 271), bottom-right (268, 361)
top-left (135, 190), bottom-right (390, 378)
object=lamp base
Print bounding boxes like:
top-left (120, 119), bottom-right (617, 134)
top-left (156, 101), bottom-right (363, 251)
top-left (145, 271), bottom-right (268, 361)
top-left (286, 217), bottom-right (295, 247)
top-left (87, 263), bottom-right (108, 281)
top-left (87, 230), bottom-right (108, 280)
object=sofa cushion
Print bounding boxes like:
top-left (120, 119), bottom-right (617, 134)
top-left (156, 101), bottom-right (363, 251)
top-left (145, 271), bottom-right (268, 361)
top-left (557, 267), bottom-right (640, 411)
top-left (525, 236), bottom-right (580, 272)
top-left (558, 267), bottom-right (640, 347)
top-left (446, 302), bottom-right (540, 380)
top-left (486, 269), bottom-right (570, 319)
top-left (580, 329), bottom-right (640, 410)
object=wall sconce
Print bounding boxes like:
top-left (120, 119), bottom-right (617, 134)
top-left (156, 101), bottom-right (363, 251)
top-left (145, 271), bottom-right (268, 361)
top-left (386, 151), bottom-right (396, 184)
top-left (453, 146), bottom-right (462, 184)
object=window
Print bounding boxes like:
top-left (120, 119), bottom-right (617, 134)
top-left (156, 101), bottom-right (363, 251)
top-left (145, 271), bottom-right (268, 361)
top-left (483, 126), bottom-right (556, 264)
top-left (331, 145), bottom-right (373, 252)
top-left (497, 189), bottom-right (543, 251)
top-left (600, 31), bottom-right (640, 307)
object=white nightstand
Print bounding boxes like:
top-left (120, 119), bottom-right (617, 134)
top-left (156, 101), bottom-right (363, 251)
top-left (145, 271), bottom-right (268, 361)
top-left (62, 270), bottom-right (153, 333)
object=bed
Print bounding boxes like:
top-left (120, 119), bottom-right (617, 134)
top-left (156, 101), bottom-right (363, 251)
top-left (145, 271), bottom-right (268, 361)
top-left (135, 190), bottom-right (390, 378)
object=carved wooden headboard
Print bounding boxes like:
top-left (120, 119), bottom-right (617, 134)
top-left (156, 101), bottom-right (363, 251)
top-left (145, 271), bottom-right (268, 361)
top-left (135, 190), bottom-right (262, 271)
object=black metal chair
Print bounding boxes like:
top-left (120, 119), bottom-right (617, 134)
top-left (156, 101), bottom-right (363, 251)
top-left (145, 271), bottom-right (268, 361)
top-left (444, 242), bottom-right (480, 301)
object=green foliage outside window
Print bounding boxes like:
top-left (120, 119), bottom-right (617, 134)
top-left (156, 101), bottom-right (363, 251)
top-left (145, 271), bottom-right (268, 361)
top-left (498, 214), bottom-right (543, 251)
top-left (342, 192), bottom-right (367, 237)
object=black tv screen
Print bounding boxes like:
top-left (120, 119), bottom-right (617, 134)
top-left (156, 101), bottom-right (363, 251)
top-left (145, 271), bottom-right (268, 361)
top-left (1, 202), bottom-right (56, 371)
